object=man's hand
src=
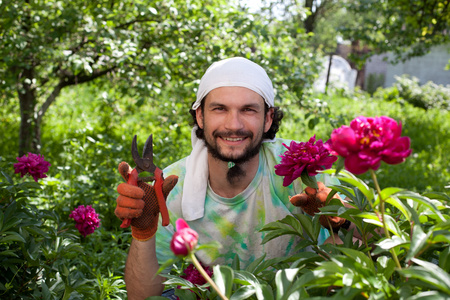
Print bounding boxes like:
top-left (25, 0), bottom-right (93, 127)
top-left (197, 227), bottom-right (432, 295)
top-left (290, 181), bottom-right (346, 231)
top-left (115, 162), bottom-right (178, 241)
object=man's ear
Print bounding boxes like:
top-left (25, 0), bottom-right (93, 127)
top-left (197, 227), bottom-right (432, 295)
top-left (196, 107), bottom-right (204, 129)
top-left (264, 107), bottom-right (274, 133)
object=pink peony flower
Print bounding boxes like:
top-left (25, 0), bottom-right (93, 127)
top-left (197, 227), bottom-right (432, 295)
top-left (325, 116), bottom-right (412, 174)
top-left (181, 263), bottom-right (213, 286)
top-left (275, 135), bottom-right (338, 187)
top-left (69, 205), bottom-right (101, 237)
top-left (14, 152), bottom-right (51, 182)
top-left (170, 219), bottom-right (198, 256)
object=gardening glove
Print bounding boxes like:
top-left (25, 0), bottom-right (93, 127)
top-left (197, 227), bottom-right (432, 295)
top-left (115, 161), bottom-right (178, 241)
top-left (289, 181), bottom-right (347, 232)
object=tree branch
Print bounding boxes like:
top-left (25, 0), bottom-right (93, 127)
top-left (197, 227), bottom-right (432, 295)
top-left (36, 66), bottom-right (116, 123)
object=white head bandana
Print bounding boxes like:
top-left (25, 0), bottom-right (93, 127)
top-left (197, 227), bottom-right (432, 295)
top-left (192, 57), bottom-right (275, 110)
top-left (182, 57), bottom-right (276, 221)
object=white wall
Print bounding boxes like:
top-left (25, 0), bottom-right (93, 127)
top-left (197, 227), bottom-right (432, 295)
top-left (365, 44), bottom-right (450, 88)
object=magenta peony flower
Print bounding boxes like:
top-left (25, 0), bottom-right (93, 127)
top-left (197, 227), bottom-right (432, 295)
top-left (170, 219), bottom-right (198, 256)
top-left (69, 205), bottom-right (101, 237)
top-left (325, 116), bottom-right (412, 174)
top-left (14, 152), bottom-right (51, 182)
top-left (275, 135), bottom-right (338, 187)
top-left (181, 263), bottom-right (213, 286)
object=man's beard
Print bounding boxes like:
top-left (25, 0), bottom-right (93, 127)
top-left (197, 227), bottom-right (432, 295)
top-left (204, 129), bottom-right (264, 185)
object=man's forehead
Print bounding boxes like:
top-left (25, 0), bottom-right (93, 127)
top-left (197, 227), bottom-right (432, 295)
top-left (204, 86), bottom-right (265, 106)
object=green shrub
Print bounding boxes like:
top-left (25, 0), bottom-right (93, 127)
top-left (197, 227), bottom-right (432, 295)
top-left (0, 156), bottom-right (128, 299)
top-left (374, 75), bottom-right (450, 110)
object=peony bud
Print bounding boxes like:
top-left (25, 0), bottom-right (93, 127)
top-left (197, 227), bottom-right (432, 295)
top-left (170, 219), bottom-right (198, 256)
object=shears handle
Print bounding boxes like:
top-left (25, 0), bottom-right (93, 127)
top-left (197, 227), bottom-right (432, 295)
top-left (119, 168), bottom-right (139, 228)
top-left (154, 168), bottom-right (170, 226)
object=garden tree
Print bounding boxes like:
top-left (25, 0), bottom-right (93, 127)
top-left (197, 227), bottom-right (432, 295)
top-left (0, 0), bottom-right (319, 156)
top-left (258, 0), bottom-right (340, 34)
top-left (341, 0), bottom-right (450, 64)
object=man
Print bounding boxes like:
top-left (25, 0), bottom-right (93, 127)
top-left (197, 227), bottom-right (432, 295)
top-left (115, 57), bottom-right (349, 299)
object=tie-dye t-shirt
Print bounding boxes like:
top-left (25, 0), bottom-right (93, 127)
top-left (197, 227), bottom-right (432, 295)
top-left (155, 138), bottom-right (335, 268)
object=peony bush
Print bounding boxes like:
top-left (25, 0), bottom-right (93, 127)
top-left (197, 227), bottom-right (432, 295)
top-left (151, 116), bottom-right (450, 300)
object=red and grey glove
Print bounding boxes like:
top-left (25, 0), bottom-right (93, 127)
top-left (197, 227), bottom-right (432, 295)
top-left (290, 181), bottom-right (347, 232)
top-left (115, 162), bottom-right (178, 241)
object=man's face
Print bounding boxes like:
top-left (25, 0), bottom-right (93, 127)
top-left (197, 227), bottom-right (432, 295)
top-left (196, 86), bottom-right (273, 164)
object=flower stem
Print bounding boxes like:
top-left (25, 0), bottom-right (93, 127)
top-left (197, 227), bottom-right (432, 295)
top-left (370, 170), bottom-right (402, 270)
top-left (189, 253), bottom-right (229, 300)
top-left (326, 217), bottom-right (336, 245)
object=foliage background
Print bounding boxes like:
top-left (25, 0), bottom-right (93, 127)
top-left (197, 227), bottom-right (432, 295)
top-left (1, 0), bottom-right (449, 298)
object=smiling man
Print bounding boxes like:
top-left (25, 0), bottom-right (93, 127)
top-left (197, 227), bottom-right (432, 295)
top-left (198, 86), bottom-right (272, 188)
top-left (115, 57), bottom-right (347, 299)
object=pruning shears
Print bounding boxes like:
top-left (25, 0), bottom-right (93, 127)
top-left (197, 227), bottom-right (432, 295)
top-left (120, 134), bottom-right (170, 228)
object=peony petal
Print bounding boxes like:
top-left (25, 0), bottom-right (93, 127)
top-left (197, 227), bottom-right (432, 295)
top-left (176, 218), bottom-right (190, 231)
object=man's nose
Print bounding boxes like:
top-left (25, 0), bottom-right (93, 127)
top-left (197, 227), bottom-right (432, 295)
top-left (224, 111), bottom-right (244, 131)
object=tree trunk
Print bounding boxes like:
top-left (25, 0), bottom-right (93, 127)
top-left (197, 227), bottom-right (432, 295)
top-left (304, 0), bottom-right (316, 33)
top-left (18, 68), bottom-right (38, 156)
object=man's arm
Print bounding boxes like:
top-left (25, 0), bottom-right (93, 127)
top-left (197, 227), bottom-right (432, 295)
top-left (125, 237), bottom-right (165, 299)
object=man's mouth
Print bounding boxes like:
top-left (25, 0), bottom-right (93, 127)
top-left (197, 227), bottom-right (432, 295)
top-left (223, 137), bottom-right (245, 142)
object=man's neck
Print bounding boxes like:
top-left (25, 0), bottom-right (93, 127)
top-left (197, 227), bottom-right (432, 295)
top-left (207, 153), bottom-right (260, 198)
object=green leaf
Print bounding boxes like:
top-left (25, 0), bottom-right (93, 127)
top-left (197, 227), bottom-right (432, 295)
top-left (292, 213), bottom-right (315, 242)
top-left (438, 246), bottom-right (450, 272)
top-left (406, 291), bottom-right (450, 300)
top-left (230, 286), bottom-right (256, 300)
top-left (255, 283), bottom-right (274, 300)
top-left (375, 235), bottom-right (408, 251)
top-left (234, 270), bottom-right (260, 287)
top-left (213, 265), bottom-right (234, 298)
top-left (383, 195), bottom-right (412, 222)
top-left (1, 170), bottom-right (13, 184)
top-left (260, 215), bottom-right (305, 244)
top-left (334, 156), bottom-right (345, 174)
top-left (406, 225), bottom-right (431, 262)
top-left (376, 256), bottom-right (396, 279)
top-left (396, 191), bottom-right (446, 222)
top-left (245, 254), bottom-right (266, 274)
top-left (41, 281), bottom-right (51, 300)
top-left (1, 216), bottom-right (21, 232)
top-left (0, 231), bottom-right (26, 243)
top-left (322, 169), bottom-right (374, 202)
top-left (338, 247), bottom-right (376, 274)
top-left (398, 258), bottom-right (450, 294)
top-left (422, 192), bottom-right (450, 202)
top-left (275, 268), bottom-right (300, 300)
top-left (163, 275), bottom-right (196, 289)
top-left (18, 181), bottom-right (42, 190)
top-left (0, 209), bottom-right (3, 232)
top-left (231, 254), bottom-right (240, 271)
top-left (156, 257), bottom-right (179, 275)
top-left (0, 250), bottom-right (19, 257)
top-left (173, 289), bottom-right (197, 300)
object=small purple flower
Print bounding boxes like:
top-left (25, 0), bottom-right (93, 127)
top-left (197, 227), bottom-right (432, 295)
top-left (14, 153), bottom-right (51, 182)
top-left (69, 205), bottom-right (101, 237)
top-left (275, 135), bottom-right (338, 187)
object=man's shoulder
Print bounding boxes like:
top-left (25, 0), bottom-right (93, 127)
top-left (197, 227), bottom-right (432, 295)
top-left (163, 156), bottom-right (188, 178)
top-left (262, 137), bottom-right (295, 160)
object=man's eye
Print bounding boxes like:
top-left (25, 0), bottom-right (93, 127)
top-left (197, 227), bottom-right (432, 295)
top-left (243, 108), bottom-right (256, 112)
top-left (212, 107), bottom-right (225, 111)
